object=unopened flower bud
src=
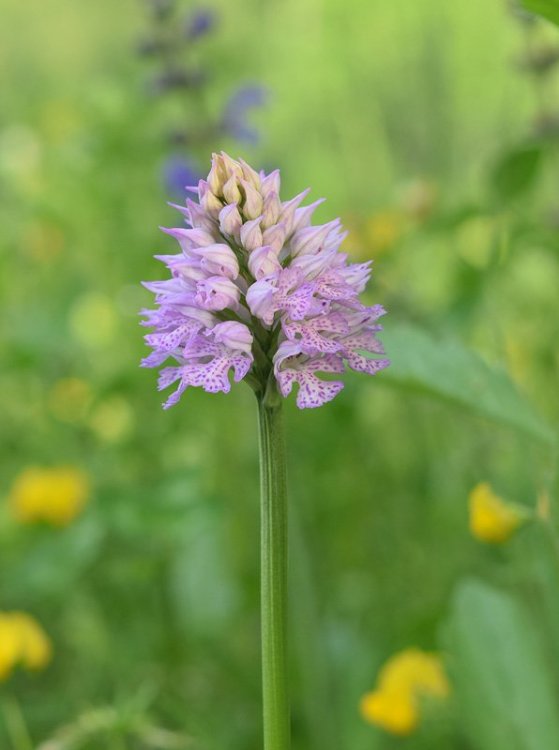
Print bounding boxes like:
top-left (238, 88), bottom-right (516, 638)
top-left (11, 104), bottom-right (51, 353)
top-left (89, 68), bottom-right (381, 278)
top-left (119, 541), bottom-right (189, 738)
top-left (186, 198), bottom-right (217, 232)
top-left (240, 217), bottom-right (263, 251)
top-left (211, 321), bottom-right (253, 354)
top-left (223, 174), bottom-right (242, 204)
top-left (194, 243), bottom-right (239, 279)
top-left (262, 191), bottom-right (281, 229)
top-left (239, 159), bottom-right (261, 191)
top-left (200, 187), bottom-right (222, 217)
top-left (220, 152), bottom-right (244, 182)
top-left (290, 220), bottom-right (339, 257)
top-left (207, 155), bottom-right (228, 196)
top-left (291, 247), bottom-right (338, 278)
top-left (248, 246), bottom-right (282, 280)
top-left (175, 261), bottom-right (207, 282)
top-left (241, 180), bottom-right (263, 220)
top-left (278, 189), bottom-right (311, 233)
top-left (160, 226), bottom-right (215, 253)
top-left (195, 276), bottom-right (240, 310)
top-left (292, 198), bottom-right (326, 233)
top-left (262, 222), bottom-right (288, 254)
top-left (261, 169), bottom-right (280, 201)
top-left (219, 203), bottom-right (242, 240)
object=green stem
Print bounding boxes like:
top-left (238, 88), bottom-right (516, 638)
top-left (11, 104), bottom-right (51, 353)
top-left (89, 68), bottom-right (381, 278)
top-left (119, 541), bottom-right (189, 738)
top-left (1, 696), bottom-right (33, 750)
top-left (257, 389), bottom-right (290, 750)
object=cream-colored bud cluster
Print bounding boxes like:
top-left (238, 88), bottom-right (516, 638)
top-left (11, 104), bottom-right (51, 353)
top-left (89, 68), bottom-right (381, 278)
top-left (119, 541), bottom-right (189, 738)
top-left (197, 153), bottom-right (339, 288)
top-left (202, 152), bottom-right (264, 220)
top-left (197, 153), bottom-right (293, 268)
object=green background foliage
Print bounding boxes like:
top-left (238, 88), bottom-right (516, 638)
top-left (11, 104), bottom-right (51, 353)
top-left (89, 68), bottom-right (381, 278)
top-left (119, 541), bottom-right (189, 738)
top-left (1, 0), bottom-right (559, 748)
top-left (523, 0), bottom-right (559, 27)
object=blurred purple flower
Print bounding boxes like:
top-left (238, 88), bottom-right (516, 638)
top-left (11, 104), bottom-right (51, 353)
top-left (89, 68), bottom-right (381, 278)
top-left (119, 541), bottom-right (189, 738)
top-left (162, 155), bottom-right (202, 197)
top-left (221, 85), bottom-right (268, 145)
top-left (150, 68), bottom-right (206, 94)
top-left (137, 37), bottom-right (166, 56)
top-left (185, 8), bottom-right (216, 40)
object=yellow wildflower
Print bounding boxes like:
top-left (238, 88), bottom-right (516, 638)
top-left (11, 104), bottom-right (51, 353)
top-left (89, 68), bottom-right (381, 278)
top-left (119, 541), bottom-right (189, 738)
top-left (8, 466), bottom-right (90, 526)
top-left (13, 613), bottom-right (53, 669)
top-left (0, 612), bottom-right (52, 681)
top-left (469, 482), bottom-right (530, 544)
top-left (360, 689), bottom-right (417, 735)
top-left (360, 648), bottom-right (449, 736)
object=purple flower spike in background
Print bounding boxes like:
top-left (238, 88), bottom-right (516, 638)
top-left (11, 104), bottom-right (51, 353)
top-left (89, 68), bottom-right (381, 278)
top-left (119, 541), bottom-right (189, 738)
top-left (162, 154), bottom-right (203, 198)
top-left (184, 7), bottom-right (216, 40)
top-left (221, 86), bottom-right (269, 144)
top-left (138, 3), bottom-right (268, 194)
top-left (141, 152), bottom-right (389, 409)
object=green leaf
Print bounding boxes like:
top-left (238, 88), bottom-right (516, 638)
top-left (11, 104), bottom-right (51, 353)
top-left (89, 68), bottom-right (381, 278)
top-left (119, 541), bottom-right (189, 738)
top-left (379, 324), bottom-right (555, 445)
top-left (1, 517), bottom-right (103, 600)
top-left (441, 579), bottom-right (559, 750)
top-left (522, 0), bottom-right (559, 26)
top-left (491, 145), bottom-right (543, 202)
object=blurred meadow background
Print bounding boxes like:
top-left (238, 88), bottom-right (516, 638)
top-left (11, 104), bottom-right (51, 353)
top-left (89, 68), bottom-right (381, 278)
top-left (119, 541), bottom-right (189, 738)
top-left (1, 0), bottom-right (559, 747)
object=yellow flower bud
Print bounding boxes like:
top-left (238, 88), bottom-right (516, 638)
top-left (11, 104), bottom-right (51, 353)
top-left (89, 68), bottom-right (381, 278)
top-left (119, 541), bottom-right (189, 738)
top-left (360, 689), bottom-right (418, 736)
top-left (360, 649), bottom-right (449, 736)
top-left (469, 482), bottom-right (530, 544)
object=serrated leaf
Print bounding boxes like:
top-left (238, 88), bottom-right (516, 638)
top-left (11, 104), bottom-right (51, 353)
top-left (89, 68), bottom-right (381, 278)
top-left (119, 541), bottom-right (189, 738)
top-left (441, 579), bottom-right (559, 750)
top-left (379, 324), bottom-right (555, 445)
top-left (491, 145), bottom-right (543, 202)
top-left (522, 0), bottom-right (559, 26)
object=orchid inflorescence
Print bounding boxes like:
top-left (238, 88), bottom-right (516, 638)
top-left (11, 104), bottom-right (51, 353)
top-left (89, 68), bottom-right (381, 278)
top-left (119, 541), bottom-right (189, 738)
top-left (141, 152), bottom-right (390, 409)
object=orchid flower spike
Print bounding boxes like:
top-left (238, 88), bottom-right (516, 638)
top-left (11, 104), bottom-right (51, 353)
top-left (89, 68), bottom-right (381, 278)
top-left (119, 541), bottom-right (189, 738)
top-left (141, 152), bottom-right (390, 409)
